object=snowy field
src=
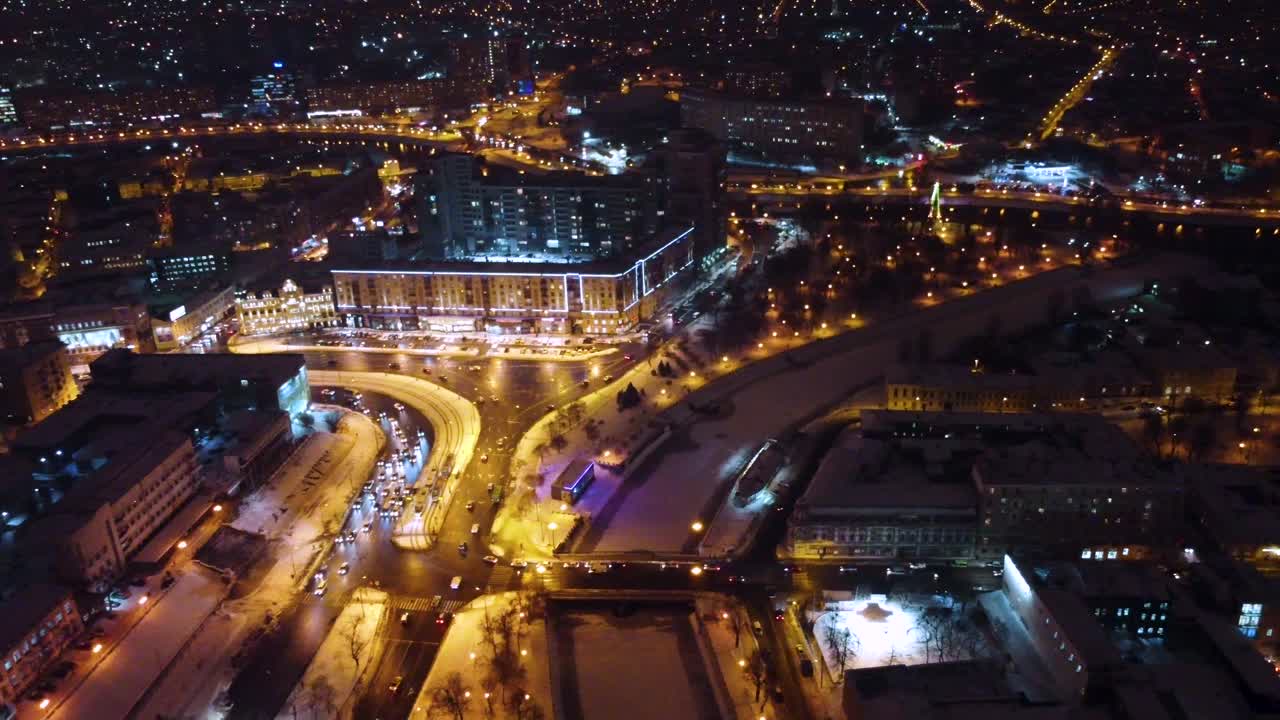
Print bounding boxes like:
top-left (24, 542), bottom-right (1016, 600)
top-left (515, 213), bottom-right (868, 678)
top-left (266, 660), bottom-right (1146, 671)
top-left (815, 596), bottom-right (931, 671)
top-left (557, 607), bottom-right (719, 720)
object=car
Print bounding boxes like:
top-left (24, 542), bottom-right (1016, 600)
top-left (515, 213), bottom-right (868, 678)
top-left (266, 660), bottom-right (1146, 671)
top-left (388, 675), bottom-right (403, 693)
top-left (387, 362), bottom-right (400, 370)
top-left (450, 576), bottom-right (463, 590)
top-left (400, 612), bottom-right (411, 625)
top-left (457, 542), bottom-right (469, 555)
top-left (36, 679), bottom-right (57, 693)
top-left (362, 522), bottom-right (373, 533)
top-left (327, 358), bottom-right (338, 366)
top-left (50, 661), bottom-right (76, 679)
top-left (509, 558), bottom-right (528, 570)
top-left (471, 523), bottom-right (480, 535)
top-left (483, 555), bottom-right (499, 565)
top-left (546, 404), bottom-right (556, 412)
top-left (480, 454), bottom-right (489, 463)
top-left (394, 402), bottom-right (405, 411)
top-left (338, 562), bottom-right (349, 575)
top-left (436, 611), bottom-right (453, 625)
top-left (773, 609), bottom-right (785, 622)
top-left (465, 501), bottom-right (476, 512)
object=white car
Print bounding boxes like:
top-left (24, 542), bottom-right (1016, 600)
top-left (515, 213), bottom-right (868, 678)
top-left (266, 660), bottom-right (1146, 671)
top-left (450, 576), bottom-right (463, 590)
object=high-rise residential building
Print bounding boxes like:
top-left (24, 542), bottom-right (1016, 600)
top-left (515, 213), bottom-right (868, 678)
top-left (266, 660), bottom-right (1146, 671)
top-left (419, 153), bottom-right (653, 260)
top-left (681, 88), bottom-right (864, 163)
top-left (249, 62), bottom-right (299, 117)
top-left (449, 34), bottom-right (513, 100)
top-left (306, 79), bottom-right (459, 114)
top-left (646, 128), bottom-right (726, 259)
top-left (0, 84), bottom-right (18, 126)
top-left (723, 63), bottom-right (792, 97)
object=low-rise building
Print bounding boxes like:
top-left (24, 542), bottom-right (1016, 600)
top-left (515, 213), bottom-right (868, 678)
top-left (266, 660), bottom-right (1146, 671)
top-left (885, 362), bottom-right (1152, 413)
top-left (0, 585), bottom-right (83, 706)
top-left (973, 414), bottom-right (1184, 561)
top-left (0, 340), bottom-right (78, 425)
top-left (24, 427), bottom-right (198, 589)
top-left (332, 225), bottom-right (695, 336)
top-left (1185, 464), bottom-right (1280, 573)
top-left (151, 286), bottom-right (237, 351)
top-left (786, 423), bottom-right (978, 561)
top-left (88, 348), bottom-right (309, 417)
top-left (236, 279), bottom-right (337, 337)
top-left (1003, 553), bottom-right (1125, 699)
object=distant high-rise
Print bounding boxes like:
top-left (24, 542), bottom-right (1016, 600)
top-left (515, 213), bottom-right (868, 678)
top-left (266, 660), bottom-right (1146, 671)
top-left (449, 33), bottom-right (513, 101)
top-left (0, 84), bottom-right (17, 126)
top-left (248, 62), bottom-right (299, 117)
top-left (647, 128), bottom-right (726, 259)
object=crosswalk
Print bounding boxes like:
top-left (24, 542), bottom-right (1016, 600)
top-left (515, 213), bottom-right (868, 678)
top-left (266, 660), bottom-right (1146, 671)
top-left (389, 594), bottom-right (469, 615)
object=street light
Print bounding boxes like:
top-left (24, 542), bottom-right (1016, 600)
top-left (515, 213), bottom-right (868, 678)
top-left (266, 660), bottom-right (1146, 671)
top-left (213, 504), bottom-right (223, 513)
top-left (92, 643), bottom-right (103, 654)
top-left (691, 521), bottom-right (704, 532)
top-left (177, 540), bottom-right (188, 550)
top-left (690, 565), bottom-right (704, 576)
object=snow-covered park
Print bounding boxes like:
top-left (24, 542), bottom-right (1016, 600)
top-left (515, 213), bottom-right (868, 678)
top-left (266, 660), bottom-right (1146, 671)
top-left (813, 594), bottom-right (990, 674)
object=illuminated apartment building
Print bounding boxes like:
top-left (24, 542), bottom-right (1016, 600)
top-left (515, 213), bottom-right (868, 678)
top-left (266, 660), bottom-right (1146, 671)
top-left (333, 226), bottom-right (694, 335)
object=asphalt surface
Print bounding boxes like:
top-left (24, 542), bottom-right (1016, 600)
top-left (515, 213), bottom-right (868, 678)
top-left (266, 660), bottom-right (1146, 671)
top-left (225, 347), bottom-right (642, 719)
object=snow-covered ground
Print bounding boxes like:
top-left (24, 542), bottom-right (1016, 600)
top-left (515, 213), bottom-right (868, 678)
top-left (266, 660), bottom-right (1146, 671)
top-left (49, 566), bottom-right (227, 720)
top-left (557, 606), bottom-right (718, 720)
top-left (408, 592), bottom-right (553, 720)
top-left (698, 596), bottom-right (783, 720)
top-left (135, 409), bottom-right (384, 720)
top-left (578, 255), bottom-right (1191, 555)
top-left (277, 587), bottom-right (388, 720)
top-left (814, 596), bottom-right (932, 672)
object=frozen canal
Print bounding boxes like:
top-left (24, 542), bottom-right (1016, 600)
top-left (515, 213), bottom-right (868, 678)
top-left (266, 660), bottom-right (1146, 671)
top-left (554, 604), bottom-right (722, 720)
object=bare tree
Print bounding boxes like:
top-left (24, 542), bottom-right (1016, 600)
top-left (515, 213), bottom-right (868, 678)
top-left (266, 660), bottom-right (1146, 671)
top-left (300, 675), bottom-right (337, 720)
top-left (428, 672), bottom-right (472, 720)
top-left (823, 618), bottom-right (857, 682)
top-left (722, 604), bottom-right (745, 648)
top-left (508, 690), bottom-right (546, 720)
top-left (338, 607), bottom-right (370, 675)
top-left (746, 648), bottom-right (769, 705)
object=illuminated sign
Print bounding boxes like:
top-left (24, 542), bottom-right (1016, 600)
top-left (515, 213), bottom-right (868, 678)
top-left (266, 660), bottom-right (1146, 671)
top-left (169, 305), bottom-right (187, 322)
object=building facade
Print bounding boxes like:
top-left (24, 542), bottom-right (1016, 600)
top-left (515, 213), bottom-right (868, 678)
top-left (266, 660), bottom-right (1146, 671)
top-left (785, 423), bottom-right (978, 561)
top-left (0, 84), bottom-right (17, 126)
top-left (0, 340), bottom-right (78, 425)
top-left (14, 86), bottom-right (216, 130)
top-left (680, 88), bottom-right (864, 162)
top-left (236, 280), bottom-right (338, 336)
top-left (148, 247), bottom-right (232, 293)
top-left (333, 226), bottom-right (694, 335)
top-left (32, 429), bottom-right (200, 589)
top-left (0, 585), bottom-right (83, 706)
top-left (421, 153), bottom-right (653, 260)
top-left (306, 79), bottom-right (457, 113)
top-left (152, 286), bottom-right (237, 351)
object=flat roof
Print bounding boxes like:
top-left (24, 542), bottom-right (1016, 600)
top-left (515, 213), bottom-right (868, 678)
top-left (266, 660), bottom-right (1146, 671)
top-left (0, 339), bottom-right (65, 369)
top-left (64, 425), bottom-right (190, 508)
top-left (14, 388), bottom-right (216, 452)
top-left (797, 427), bottom-right (976, 513)
top-left (89, 348), bottom-right (305, 391)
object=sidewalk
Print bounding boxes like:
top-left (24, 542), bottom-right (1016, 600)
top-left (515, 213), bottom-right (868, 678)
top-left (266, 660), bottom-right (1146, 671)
top-left (49, 566), bottom-right (228, 720)
top-left (696, 595), bottom-right (782, 720)
top-left (278, 587), bottom-right (389, 720)
top-left (407, 592), bottom-right (553, 720)
top-left (135, 409), bottom-right (384, 719)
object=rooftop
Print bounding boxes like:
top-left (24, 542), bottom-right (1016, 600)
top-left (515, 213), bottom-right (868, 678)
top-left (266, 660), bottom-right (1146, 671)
top-left (0, 339), bottom-right (66, 369)
top-left (797, 426), bottom-right (977, 514)
top-left (0, 583), bottom-right (74, 654)
top-left (89, 348), bottom-right (305, 392)
top-left (332, 224), bottom-right (694, 277)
